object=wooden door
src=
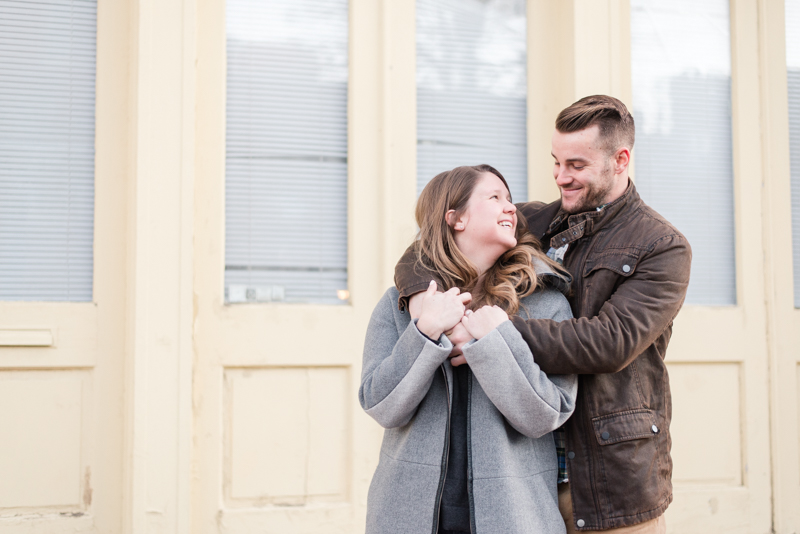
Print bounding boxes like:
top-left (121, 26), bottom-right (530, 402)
top-left (660, 1), bottom-right (772, 532)
top-left (0, 1), bottom-right (130, 531)
top-left (192, 0), bottom-right (417, 532)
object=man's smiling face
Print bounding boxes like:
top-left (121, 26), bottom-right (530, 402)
top-left (551, 125), bottom-right (625, 214)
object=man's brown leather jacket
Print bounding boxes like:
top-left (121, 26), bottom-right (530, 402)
top-left (394, 182), bottom-right (691, 530)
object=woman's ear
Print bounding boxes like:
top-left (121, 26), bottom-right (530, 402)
top-left (445, 210), bottom-right (465, 231)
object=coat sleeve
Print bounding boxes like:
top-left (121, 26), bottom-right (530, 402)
top-left (510, 233), bottom-right (691, 375)
top-left (359, 291), bottom-right (453, 428)
top-left (463, 289), bottom-right (577, 439)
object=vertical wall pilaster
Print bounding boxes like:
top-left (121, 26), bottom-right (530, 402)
top-left (123, 0), bottom-right (196, 532)
top-left (528, 0), bottom-right (574, 203)
top-left (379, 0), bottom-right (418, 289)
top-left (757, 0), bottom-right (800, 531)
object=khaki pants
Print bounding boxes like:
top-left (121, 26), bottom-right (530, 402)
top-left (558, 483), bottom-right (666, 534)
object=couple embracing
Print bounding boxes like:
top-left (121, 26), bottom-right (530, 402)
top-left (359, 96), bottom-right (691, 534)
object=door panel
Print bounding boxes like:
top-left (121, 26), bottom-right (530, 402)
top-left (0, 370), bottom-right (91, 512)
top-left (223, 366), bottom-right (349, 507)
top-left (668, 363), bottom-right (742, 487)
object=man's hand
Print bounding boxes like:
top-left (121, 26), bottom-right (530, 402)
top-left (415, 281), bottom-right (471, 340)
top-left (461, 305), bottom-right (509, 340)
top-left (408, 290), bottom-right (425, 319)
top-left (446, 322), bottom-right (473, 367)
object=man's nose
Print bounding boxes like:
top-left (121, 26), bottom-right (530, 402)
top-left (554, 166), bottom-right (571, 186)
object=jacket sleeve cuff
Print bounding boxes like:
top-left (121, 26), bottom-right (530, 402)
top-left (397, 282), bottom-right (434, 312)
top-left (462, 320), bottom-right (512, 352)
top-left (412, 318), bottom-right (453, 348)
top-left (393, 245), bottom-right (443, 311)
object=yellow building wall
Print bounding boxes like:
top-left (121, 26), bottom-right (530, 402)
top-left (0, 0), bottom-right (798, 533)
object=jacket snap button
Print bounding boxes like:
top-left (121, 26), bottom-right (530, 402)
top-left (652, 425), bottom-right (659, 433)
top-left (577, 519), bottom-right (585, 527)
top-left (562, 237), bottom-right (567, 242)
top-left (601, 431), bottom-right (610, 440)
top-left (568, 451), bottom-right (575, 459)
top-left (622, 264), bottom-right (631, 273)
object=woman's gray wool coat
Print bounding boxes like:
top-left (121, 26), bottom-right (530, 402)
top-left (359, 284), bottom-right (577, 534)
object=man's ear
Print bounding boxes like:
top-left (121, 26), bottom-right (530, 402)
top-left (614, 147), bottom-right (631, 175)
top-left (445, 209), bottom-right (465, 231)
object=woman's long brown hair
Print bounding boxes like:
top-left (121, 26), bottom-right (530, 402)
top-left (414, 165), bottom-right (561, 316)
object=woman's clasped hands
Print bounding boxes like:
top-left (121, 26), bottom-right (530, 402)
top-left (414, 280), bottom-right (510, 367)
top-left (414, 280), bottom-right (471, 340)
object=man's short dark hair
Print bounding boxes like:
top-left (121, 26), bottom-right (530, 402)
top-left (555, 95), bottom-right (635, 154)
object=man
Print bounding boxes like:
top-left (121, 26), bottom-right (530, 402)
top-left (394, 95), bottom-right (691, 532)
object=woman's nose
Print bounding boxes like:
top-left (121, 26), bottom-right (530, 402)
top-left (504, 201), bottom-right (516, 213)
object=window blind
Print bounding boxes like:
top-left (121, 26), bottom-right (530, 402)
top-left (0, 0), bottom-right (95, 301)
top-left (225, 0), bottom-right (348, 305)
top-left (787, 0), bottom-right (800, 308)
top-left (631, 0), bottom-right (736, 306)
top-left (416, 0), bottom-right (528, 203)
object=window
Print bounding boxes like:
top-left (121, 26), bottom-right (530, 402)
top-left (416, 0), bottom-right (528, 202)
top-left (225, 0), bottom-right (348, 305)
top-left (0, 0), bottom-right (96, 301)
top-left (631, 0), bottom-right (736, 306)
top-left (787, 0), bottom-right (800, 308)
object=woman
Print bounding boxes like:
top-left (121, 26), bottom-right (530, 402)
top-left (359, 165), bottom-right (576, 534)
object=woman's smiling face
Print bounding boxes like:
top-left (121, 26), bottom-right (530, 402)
top-left (448, 172), bottom-right (518, 273)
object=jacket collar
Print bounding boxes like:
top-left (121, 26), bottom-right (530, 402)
top-left (546, 180), bottom-right (640, 249)
top-left (532, 256), bottom-right (572, 296)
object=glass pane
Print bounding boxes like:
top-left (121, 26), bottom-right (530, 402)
top-left (225, 0), bottom-right (348, 305)
top-left (0, 0), bottom-right (96, 301)
top-left (631, 0), bottom-right (736, 306)
top-left (787, 0), bottom-right (800, 308)
top-left (416, 0), bottom-right (528, 202)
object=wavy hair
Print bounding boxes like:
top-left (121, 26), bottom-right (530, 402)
top-left (414, 165), bottom-right (561, 315)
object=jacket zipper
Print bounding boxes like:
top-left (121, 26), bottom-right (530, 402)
top-left (432, 364), bottom-right (452, 534)
top-left (466, 368), bottom-right (476, 534)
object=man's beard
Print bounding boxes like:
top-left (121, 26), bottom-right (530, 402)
top-left (562, 163), bottom-right (615, 214)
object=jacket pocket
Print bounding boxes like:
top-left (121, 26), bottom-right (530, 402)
top-left (580, 249), bottom-right (643, 314)
top-left (592, 409), bottom-right (656, 445)
top-left (583, 248), bottom-right (643, 278)
top-left (591, 409), bottom-right (664, 518)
